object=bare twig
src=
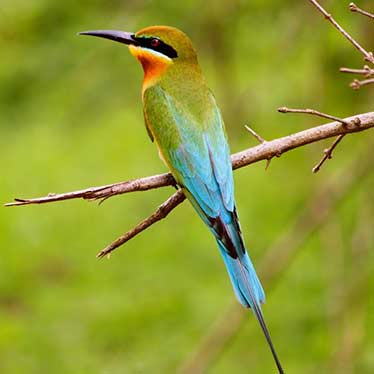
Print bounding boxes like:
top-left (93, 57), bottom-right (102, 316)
top-left (278, 107), bottom-right (363, 172)
top-left (277, 107), bottom-right (351, 126)
top-left (244, 125), bottom-right (274, 169)
top-left (6, 111), bottom-right (374, 207)
top-left (244, 125), bottom-right (266, 144)
top-left (312, 134), bottom-right (345, 173)
top-left (340, 65), bottom-right (374, 78)
top-left (308, 0), bottom-right (374, 64)
top-left (350, 77), bottom-right (374, 89)
top-left (96, 190), bottom-right (185, 258)
top-left (6, 172), bottom-right (176, 205)
top-left (349, 2), bottom-right (374, 20)
top-left (178, 149), bottom-right (372, 374)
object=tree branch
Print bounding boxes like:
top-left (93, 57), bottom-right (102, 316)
top-left (277, 107), bottom-right (352, 125)
top-left (312, 134), bottom-right (345, 173)
top-left (5, 172), bottom-right (177, 206)
top-left (308, 0), bottom-right (374, 64)
top-left (96, 190), bottom-right (186, 258)
top-left (349, 2), bottom-right (374, 20)
top-left (277, 108), bottom-right (360, 173)
top-left (5, 111), bottom-right (374, 208)
top-left (340, 65), bottom-right (374, 78)
top-left (350, 77), bottom-right (374, 90)
top-left (5, 110), bottom-right (374, 257)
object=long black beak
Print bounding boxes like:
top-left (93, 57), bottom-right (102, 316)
top-left (78, 30), bottom-right (139, 46)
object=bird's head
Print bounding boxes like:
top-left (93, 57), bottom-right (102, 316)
top-left (79, 26), bottom-right (198, 90)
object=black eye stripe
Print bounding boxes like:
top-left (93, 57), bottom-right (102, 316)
top-left (133, 36), bottom-right (178, 58)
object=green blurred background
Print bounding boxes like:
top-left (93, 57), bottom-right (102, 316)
top-left (1, 0), bottom-right (373, 373)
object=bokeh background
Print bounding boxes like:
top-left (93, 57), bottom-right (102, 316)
top-left (1, 0), bottom-right (373, 373)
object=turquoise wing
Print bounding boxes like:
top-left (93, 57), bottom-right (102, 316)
top-left (144, 85), bottom-right (234, 220)
top-left (144, 83), bottom-right (265, 300)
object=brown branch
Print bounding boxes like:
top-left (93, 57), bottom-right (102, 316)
top-left (340, 65), bottom-right (374, 78)
top-left (96, 190), bottom-right (186, 258)
top-left (178, 149), bottom-right (373, 374)
top-left (277, 107), bottom-right (351, 125)
top-left (350, 77), bottom-right (374, 89)
top-left (5, 111), bottom-right (374, 208)
top-left (349, 2), bottom-right (374, 20)
top-left (277, 107), bottom-right (363, 172)
top-left (4, 111), bottom-right (374, 257)
top-left (308, 0), bottom-right (374, 64)
top-left (5, 172), bottom-right (177, 206)
top-left (244, 125), bottom-right (274, 169)
top-left (312, 134), bottom-right (345, 173)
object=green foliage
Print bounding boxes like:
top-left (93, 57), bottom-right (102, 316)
top-left (1, 0), bottom-right (373, 373)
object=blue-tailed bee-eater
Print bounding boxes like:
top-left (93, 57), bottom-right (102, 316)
top-left (80, 26), bottom-right (284, 373)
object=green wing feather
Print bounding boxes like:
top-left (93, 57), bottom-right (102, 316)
top-left (143, 84), bottom-right (234, 218)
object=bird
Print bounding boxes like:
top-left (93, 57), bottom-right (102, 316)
top-left (79, 26), bottom-right (284, 373)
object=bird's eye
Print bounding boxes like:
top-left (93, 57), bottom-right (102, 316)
top-left (150, 38), bottom-right (160, 48)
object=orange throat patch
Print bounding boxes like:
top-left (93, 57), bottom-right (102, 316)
top-left (129, 45), bottom-right (172, 93)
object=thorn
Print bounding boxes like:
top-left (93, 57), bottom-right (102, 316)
top-left (265, 158), bottom-right (272, 170)
top-left (98, 196), bottom-right (110, 205)
top-left (245, 125), bottom-right (266, 144)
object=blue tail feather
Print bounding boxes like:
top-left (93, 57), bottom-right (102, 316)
top-left (183, 188), bottom-right (284, 373)
top-left (217, 240), bottom-right (265, 308)
top-left (216, 219), bottom-right (284, 374)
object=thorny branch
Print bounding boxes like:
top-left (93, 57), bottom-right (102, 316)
top-left (5, 111), bottom-right (374, 257)
top-left (277, 107), bottom-right (362, 173)
top-left (309, 1), bottom-right (374, 89)
top-left (308, 0), bottom-right (374, 64)
top-left (6, 111), bottom-right (373, 208)
top-left (244, 125), bottom-right (273, 169)
top-left (5, 173), bottom-right (177, 206)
